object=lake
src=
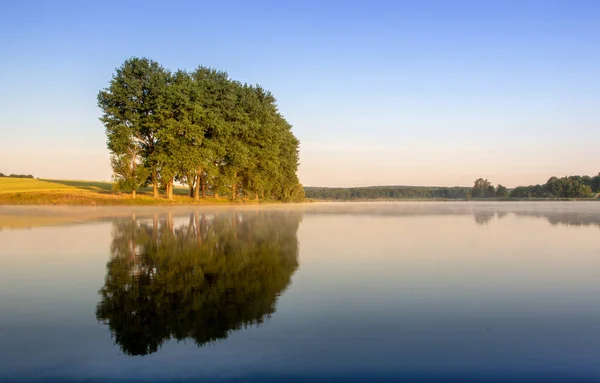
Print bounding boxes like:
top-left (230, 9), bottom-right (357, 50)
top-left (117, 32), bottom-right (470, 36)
top-left (1, 202), bottom-right (600, 382)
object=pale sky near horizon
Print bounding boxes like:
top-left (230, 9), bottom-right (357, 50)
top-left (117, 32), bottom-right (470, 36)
top-left (1, 0), bottom-right (599, 188)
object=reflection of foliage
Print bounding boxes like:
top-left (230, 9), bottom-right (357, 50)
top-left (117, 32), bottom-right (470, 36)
top-left (473, 210), bottom-right (600, 228)
top-left (97, 211), bottom-right (301, 356)
top-left (514, 211), bottom-right (600, 229)
top-left (473, 211), bottom-right (495, 226)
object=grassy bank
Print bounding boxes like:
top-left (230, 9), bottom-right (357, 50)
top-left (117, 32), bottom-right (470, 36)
top-left (3, 178), bottom-right (596, 206)
top-left (0, 178), bottom-right (260, 206)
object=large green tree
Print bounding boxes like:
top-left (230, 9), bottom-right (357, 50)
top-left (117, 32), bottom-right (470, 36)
top-left (99, 58), bottom-right (303, 202)
top-left (496, 184), bottom-right (509, 198)
top-left (471, 178), bottom-right (492, 198)
top-left (592, 173), bottom-right (600, 193)
top-left (187, 67), bottom-right (232, 200)
top-left (98, 58), bottom-right (172, 198)
top-left (110, 152), bottom-right (149, 198)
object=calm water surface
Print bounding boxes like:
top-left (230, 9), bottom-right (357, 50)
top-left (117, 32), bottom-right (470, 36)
top-left (1, 202), bottom-right (600, 382)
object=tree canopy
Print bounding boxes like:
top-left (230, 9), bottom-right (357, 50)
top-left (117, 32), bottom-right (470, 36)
top-left (509, 174), bottom-right (598, 199)
top-left (96, 211), bottom-right (302, 355)
top-left (470, 175), bottom-right (598, 199)
top-left (98, 58), bottom-right (302, 202)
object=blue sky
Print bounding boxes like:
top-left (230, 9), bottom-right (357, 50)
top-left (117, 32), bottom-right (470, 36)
top-left (1, 0), bottom-right (599, 187)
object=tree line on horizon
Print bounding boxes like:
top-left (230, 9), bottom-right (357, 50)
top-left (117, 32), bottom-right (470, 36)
top-left (304, 185), bottom-right (471, 200)
top-left (0, 173), bottom-right (34, 179)
top-left (304, 173), bottom-right (600, 200)
top-left (508, 174), bottom-right (600, 199)
top-left (97, 57), bottom-right (303, 202)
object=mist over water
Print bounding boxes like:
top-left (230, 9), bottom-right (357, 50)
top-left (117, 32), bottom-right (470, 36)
top-left (1, 202), bottom-right (600, 382)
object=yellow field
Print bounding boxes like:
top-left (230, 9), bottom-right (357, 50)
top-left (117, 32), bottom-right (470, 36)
top-left (0, 178), bottom-right (77, 193)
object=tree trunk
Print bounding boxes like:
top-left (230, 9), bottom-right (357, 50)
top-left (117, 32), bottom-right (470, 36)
top-left (194, 180), bottom-right (200, 200)
top-left (152, 171), bottom-right (159, 198)
top-left (231, 183), bottom-right (237, 200)
top-left (188, 172), bottom-right (195, 198)
top-left (255, 192), bottom-right (259, 201)
top-left (201, 177), bottom-right (207, 198)
top-left (214, 191), bottom-right (219, 199)
top-left (167, 178), bottom-right (174, 200)
top-left (231, 173), bottom-right (238, 200)
top-left (131, 189), bottom-right (136, 199)
top-left (194, 168), bottom-right (202, 200)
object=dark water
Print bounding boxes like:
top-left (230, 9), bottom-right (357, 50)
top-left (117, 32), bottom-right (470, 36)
top-left (1, 202), bottom-right (600, 382)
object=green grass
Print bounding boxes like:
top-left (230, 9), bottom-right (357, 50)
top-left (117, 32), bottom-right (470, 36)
top-left (43, 179), bottom-right (192, 196)
top-left (0, 178), bottom-right (77, 193)
top-left (0, 191), bottom-right (243, 206)
top-left (0, 178), bottom-right (265, 206)
top-left (42, 179), bottom-right (115, 193)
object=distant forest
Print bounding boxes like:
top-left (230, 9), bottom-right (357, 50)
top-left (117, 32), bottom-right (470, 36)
top-left (98, 57), bottom-right (303, 201)
top-left (0, 173), bottom-right (34, 178)
top-left (305, 186), bottom-right (471, 200)
top-left (305, 173), bottom-right (600, 200)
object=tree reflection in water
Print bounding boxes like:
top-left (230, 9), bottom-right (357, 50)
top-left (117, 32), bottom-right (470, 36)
top-left (96, 210), bottom-right (302, 356)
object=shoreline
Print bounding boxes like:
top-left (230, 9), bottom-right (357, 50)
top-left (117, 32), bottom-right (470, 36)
top-left (2, 200), bottom-right (599, 230)
top-left (0, 190), bottom-right (598, 207)
top-left (1, 179), bottom-right (597, 206)
top-left (0, 190), bottom-right (291, 206)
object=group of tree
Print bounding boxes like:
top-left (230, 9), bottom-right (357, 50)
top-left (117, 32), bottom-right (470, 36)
top-left (304, 186), bottom-right (471, 200)
top-left (509, 174), bottom-right (600, 199)
top-left (464, 174), bottom-right (600, 199)
top-left (470, 178), bottom-right (509, 199)
top-left (0, 173), bottom-right (34, 178)
top-left (96, 210), bottom-right (301, 356)
top-left (98, 57), bottom-right (303, 202)
top-left (305, 173), bottom-right (600, 200)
